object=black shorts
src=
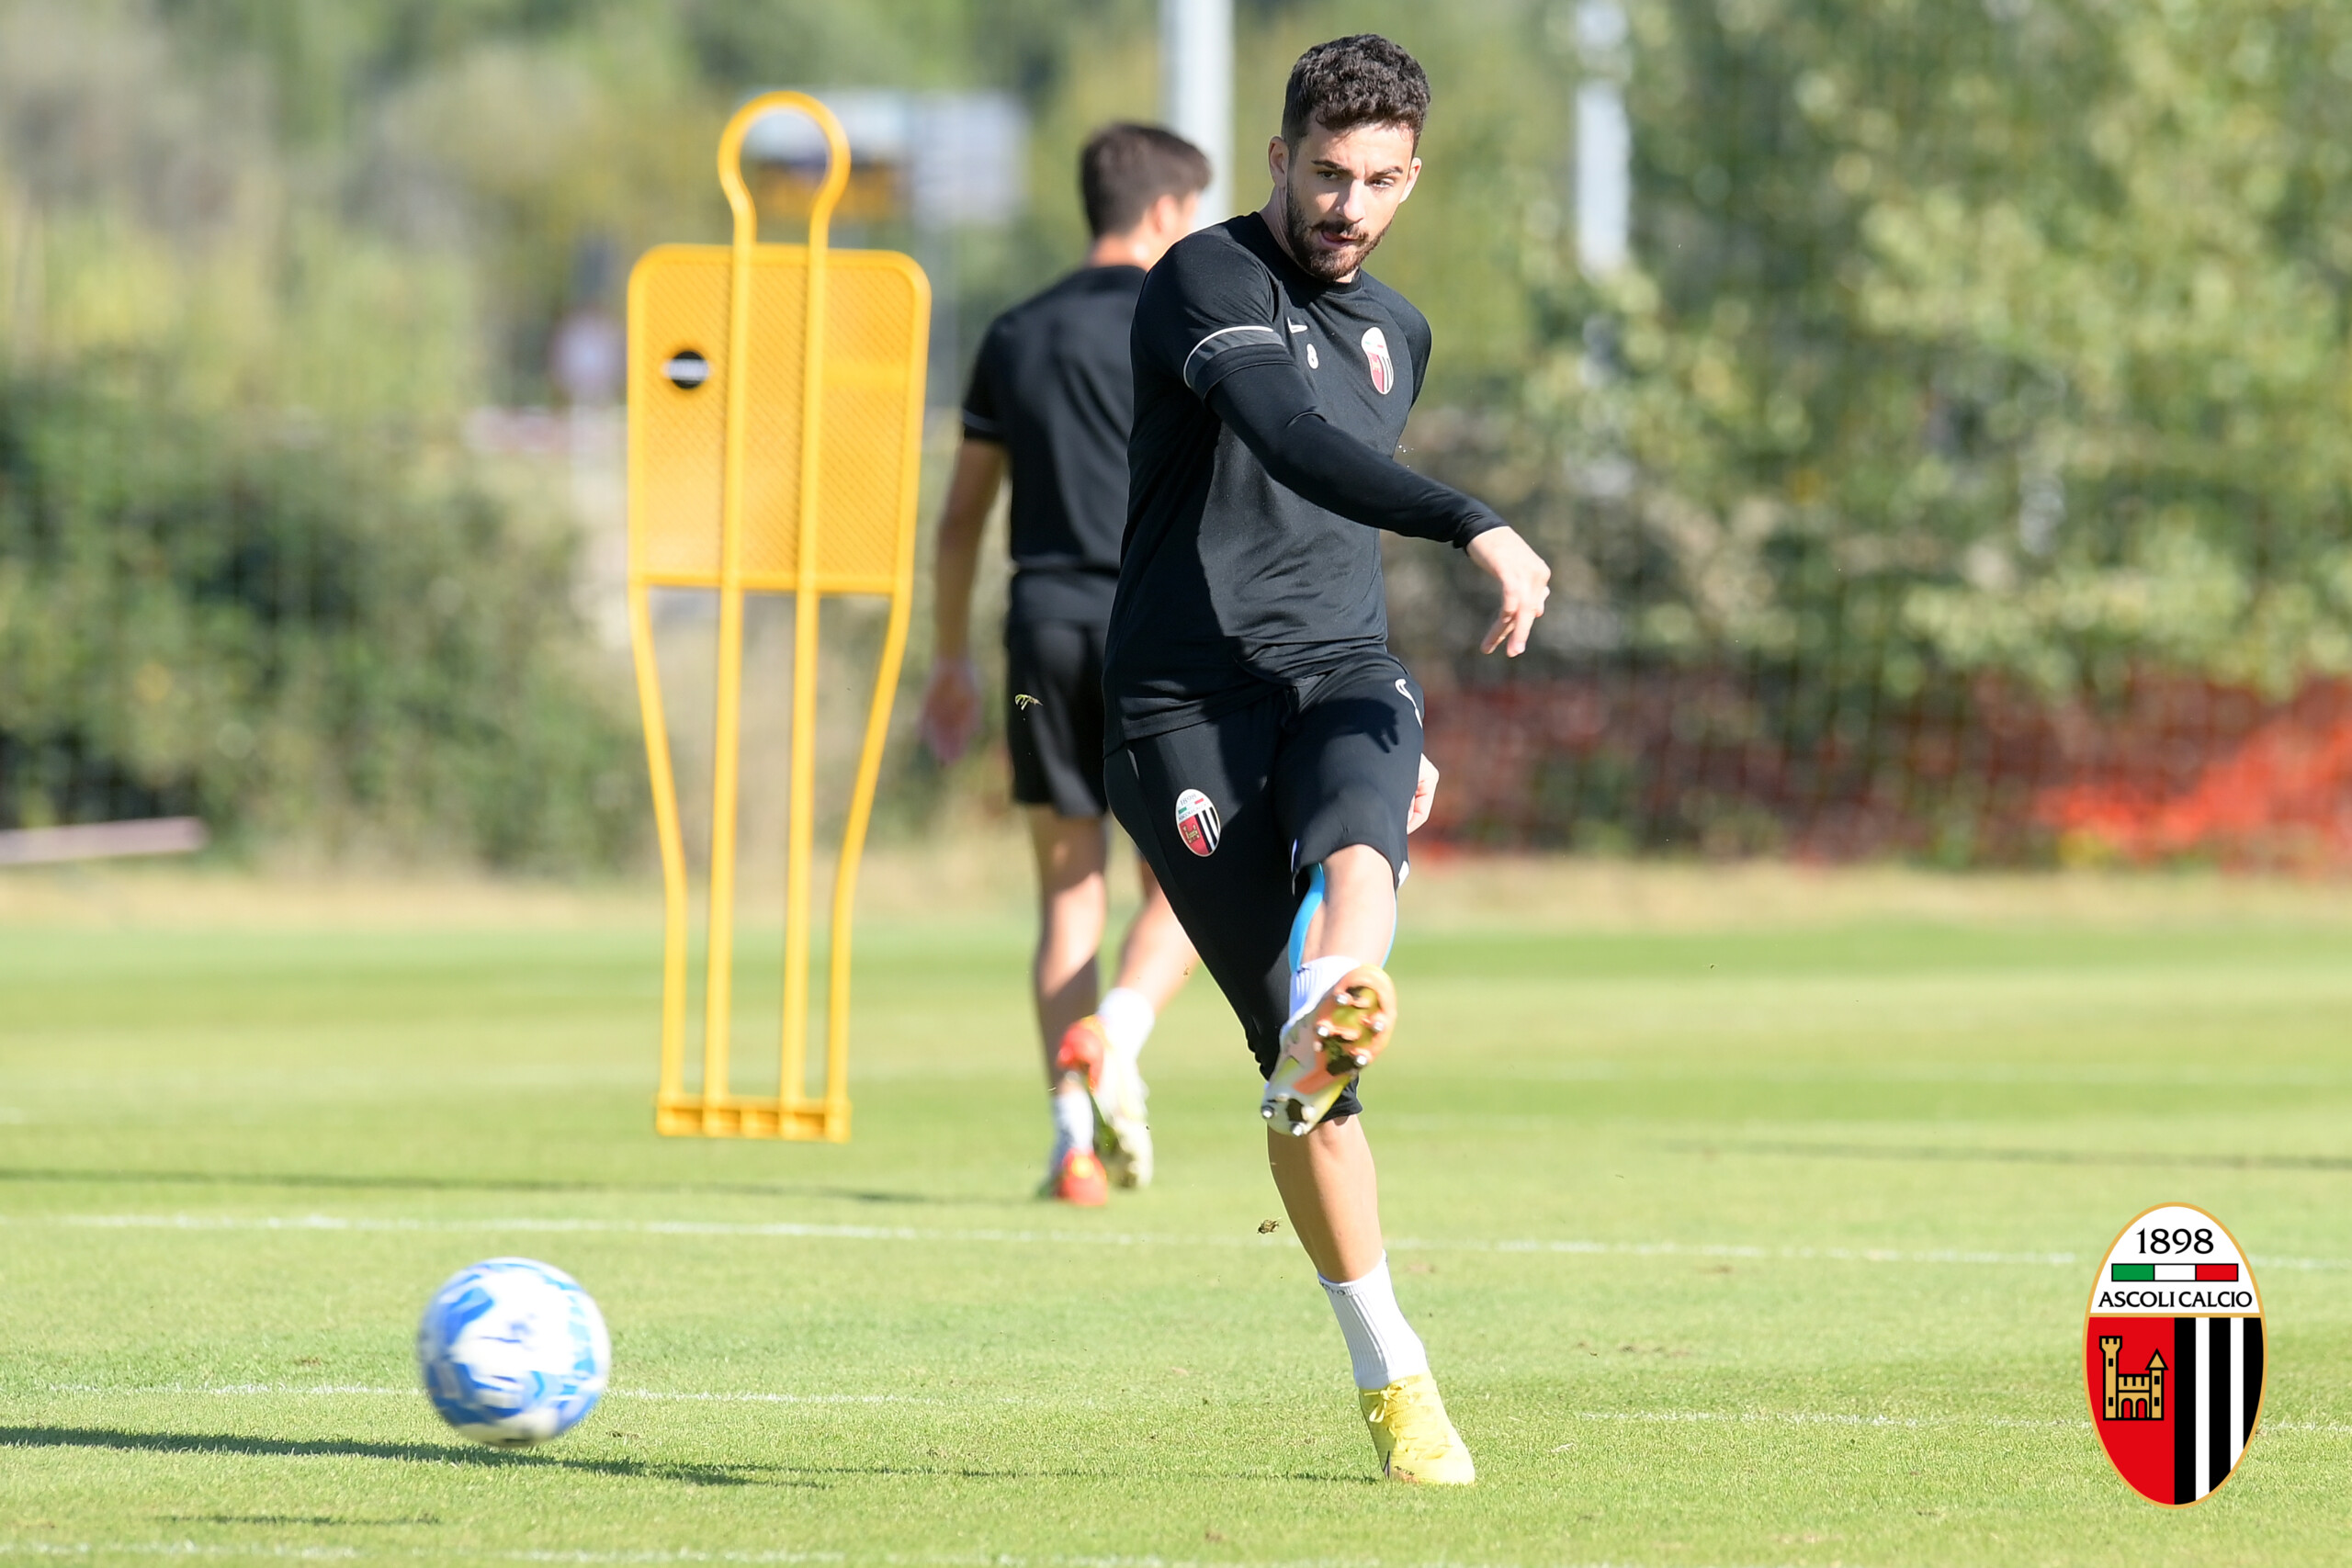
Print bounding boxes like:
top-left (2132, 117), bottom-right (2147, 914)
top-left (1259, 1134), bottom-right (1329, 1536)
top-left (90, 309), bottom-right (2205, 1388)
top-left (1005, 615), bottom-right (1108, 818)
top-left (1105, 655), bottom-right (1424, 1117)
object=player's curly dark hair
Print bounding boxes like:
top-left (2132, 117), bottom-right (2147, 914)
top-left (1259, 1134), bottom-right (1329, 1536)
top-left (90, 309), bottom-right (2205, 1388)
top-left (1280, 34), bottom-right (1430, 146)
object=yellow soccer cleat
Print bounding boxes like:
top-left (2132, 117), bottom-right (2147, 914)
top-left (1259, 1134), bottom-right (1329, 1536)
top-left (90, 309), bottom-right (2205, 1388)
top-left (1358, 1371), bottom-right (1476, 1485)
top-left (1261, 964), bottom-right (1396, 1135)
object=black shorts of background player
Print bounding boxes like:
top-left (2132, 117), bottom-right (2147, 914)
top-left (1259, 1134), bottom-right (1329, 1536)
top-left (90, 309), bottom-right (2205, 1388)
top-left (1102, 35), bottom-right (1552, 1483)
top-left (920, 123), bottom-right (1214, 1205)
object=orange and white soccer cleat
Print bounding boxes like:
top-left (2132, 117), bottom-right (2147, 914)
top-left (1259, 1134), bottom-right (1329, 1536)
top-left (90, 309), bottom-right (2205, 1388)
top-left (1047, 1147), bottom-right (1108, 1207)
top-left (1261, 964), bottom-right (1396, 1135)
top-left (1054, 1015), bottom-right (1105, 1091)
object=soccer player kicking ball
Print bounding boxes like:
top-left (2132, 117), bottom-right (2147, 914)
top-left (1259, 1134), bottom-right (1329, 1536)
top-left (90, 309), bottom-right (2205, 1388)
top-left (1104, 36), bottom-right (1551, 1484)
top-left (924, 126), bottom-right (1213, 1206)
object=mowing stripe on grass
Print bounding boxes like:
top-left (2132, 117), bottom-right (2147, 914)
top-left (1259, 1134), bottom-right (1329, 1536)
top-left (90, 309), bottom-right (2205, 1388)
top-left (0, 1548), bottom-right (843, 1563)
top-left (1569, 1411), bottom-right (2352, 1436)
top-left (1575, 1409), bottom-right (2087, 1429)
top-left (0, 1548), bottom-right (1822, 1568)
top-left (6, 1213), bottom-right (2124, 1267)
top-left (22, 1390), bottom-right (2352, 1438)
top-left (24, 1212), bottom-right (2352, 1271)
top-left (36, 1385), bottom-right (925, 1404)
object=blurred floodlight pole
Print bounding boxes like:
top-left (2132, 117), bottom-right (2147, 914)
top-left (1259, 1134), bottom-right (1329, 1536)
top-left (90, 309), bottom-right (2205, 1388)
top-left (1161, 0), bottom-right (1233, 226)
top-left (1575, 0), bottom-right (1632, 278)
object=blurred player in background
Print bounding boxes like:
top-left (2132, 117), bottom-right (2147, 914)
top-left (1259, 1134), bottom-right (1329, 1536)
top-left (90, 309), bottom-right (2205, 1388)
top-left (1104, 36), bottom-right (1551, 1483)
top-left (922, 125), bottom-right (1212, 1207)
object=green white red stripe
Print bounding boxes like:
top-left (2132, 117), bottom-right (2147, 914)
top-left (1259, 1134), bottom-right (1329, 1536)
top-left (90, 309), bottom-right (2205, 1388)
top-left (2112, 1263), bottom-right (2238, 1282)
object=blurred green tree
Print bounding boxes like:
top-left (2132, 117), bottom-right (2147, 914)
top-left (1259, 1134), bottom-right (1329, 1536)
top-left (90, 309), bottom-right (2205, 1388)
top-left (1474, 0), bottom-right (2352, 703)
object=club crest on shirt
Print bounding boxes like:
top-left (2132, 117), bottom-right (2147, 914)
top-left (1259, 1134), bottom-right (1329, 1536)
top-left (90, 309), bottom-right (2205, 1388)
top-left (1173, 788), bottom-right (1222, 857)
top-left (1362, 327), bottom-right (1395, 395)
top-left (2085, 1202), bottom-right (2264, 1506)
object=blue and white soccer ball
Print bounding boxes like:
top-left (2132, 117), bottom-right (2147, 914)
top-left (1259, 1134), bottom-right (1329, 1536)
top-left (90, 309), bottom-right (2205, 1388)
top-left (415, 1258), bottom-right (611, 1448)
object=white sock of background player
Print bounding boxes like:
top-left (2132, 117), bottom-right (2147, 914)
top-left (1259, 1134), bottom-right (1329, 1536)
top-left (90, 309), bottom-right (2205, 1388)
top-left (1047, 1081), bottom-right (1094, 1172)
top-left (1095, 985), bottom-right (1156, 1089)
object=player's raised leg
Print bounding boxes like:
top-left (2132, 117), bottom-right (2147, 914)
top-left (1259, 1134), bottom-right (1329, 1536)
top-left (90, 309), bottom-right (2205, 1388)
top-left (1261, 845), bottom-right (1397, 1134)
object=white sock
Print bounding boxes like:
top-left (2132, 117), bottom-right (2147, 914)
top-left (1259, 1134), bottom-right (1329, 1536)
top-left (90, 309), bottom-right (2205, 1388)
top-left (1048, 1083), bottom-right (1094, 1168)
top-left (1096, 986), bottom-right (1156, 1067)
top-left (1287, 953), bottom-right (1361, 1030)
top-left (1319, 1255), bottom-right (1430, 1390)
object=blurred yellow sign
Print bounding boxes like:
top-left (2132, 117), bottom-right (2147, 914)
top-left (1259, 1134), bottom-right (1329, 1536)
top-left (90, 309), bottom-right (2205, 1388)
top-left (751, 163), bottom-right (902, 223)
top-left (626, 92), bottom-right (930, 1143)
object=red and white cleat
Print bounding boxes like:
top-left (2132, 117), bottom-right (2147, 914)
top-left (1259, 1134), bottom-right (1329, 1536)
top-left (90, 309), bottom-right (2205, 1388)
top-left (1261, 964), bottom-right (1396, 1135)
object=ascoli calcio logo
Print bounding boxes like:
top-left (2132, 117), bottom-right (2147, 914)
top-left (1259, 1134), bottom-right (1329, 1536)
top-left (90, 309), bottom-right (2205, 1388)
top-left (2086, 1203), bottom-right (2264, 1506)
top-left (1173, 788), bottom-right (1221, 858)
top-left (1361, 327), bottom-right (1395, 395)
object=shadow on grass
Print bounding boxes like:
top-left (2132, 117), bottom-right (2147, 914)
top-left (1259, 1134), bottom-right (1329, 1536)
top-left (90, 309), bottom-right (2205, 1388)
top-left (0, 1167), bottom-right (991, 1207)
top-left (0, 1427), bottom-right (820, 1488)
top-left (10, 1428), bottom-right (1375, 1489)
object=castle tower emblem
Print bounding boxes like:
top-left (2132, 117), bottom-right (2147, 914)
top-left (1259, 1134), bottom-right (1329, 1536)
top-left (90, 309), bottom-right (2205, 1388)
top-left (2099, 1335), bottom-right (2165, 1422)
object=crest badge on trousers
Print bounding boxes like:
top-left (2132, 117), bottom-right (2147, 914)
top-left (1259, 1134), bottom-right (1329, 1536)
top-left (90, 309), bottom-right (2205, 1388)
top-left (1173, 787), bottom-right (1221, 857)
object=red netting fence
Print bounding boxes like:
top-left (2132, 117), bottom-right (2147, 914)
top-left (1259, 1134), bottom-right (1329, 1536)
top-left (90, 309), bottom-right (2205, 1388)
top-left (1421, 671), bottom-right (2352, 872)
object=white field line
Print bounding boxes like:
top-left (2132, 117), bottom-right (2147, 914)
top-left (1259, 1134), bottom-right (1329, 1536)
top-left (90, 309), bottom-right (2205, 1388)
top-left (18, 1212), bottom-right (2352, 1272)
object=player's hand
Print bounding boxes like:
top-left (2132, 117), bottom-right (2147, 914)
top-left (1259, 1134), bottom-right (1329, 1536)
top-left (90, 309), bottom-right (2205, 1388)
top-left (1465, 525), bottom-right (1551, 657)
top-left (1407, 753), bottom-right (1440, 834)
top-left (921, 656), bottom-right (981, 763)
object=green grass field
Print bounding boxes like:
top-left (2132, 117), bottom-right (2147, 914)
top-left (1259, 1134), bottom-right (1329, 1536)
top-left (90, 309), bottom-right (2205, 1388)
top-left (6, 860), bottom-right (2352, 1565)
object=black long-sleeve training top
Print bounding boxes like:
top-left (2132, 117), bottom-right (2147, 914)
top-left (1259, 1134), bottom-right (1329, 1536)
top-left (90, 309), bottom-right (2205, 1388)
top-left (1104, 212), bottom-right (1501, 746)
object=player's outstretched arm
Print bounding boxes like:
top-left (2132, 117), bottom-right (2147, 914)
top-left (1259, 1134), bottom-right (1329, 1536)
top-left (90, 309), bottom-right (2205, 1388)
top-left (1204, 361), bottom-right (1500, 546)
top-left (1200, 358), bottom-right (1551, 654)
top-left (922, 438), bottom-right (1007, 762)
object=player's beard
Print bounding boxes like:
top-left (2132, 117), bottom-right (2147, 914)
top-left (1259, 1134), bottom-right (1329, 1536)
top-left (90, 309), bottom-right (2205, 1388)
top-left (1279, 180), bottom-right (1383, 282)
